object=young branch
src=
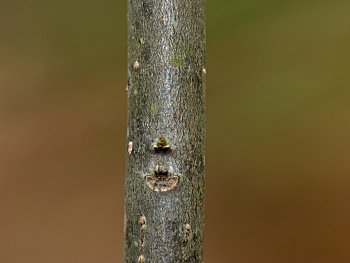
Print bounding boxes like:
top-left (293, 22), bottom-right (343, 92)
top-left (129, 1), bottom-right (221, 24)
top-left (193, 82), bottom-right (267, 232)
top-left (125, 0), bottom-right (206, 262)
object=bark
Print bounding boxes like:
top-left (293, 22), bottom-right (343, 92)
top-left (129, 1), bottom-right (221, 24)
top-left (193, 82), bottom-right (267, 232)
top-left (124, 0), bottom-right (206, 262)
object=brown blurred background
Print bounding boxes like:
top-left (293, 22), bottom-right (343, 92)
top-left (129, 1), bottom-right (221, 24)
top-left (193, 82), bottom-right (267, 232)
top-left (1, 1), bottom-right (350, 262)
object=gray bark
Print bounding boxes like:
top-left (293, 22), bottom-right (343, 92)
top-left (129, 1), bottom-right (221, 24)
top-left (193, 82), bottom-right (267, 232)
top-left (124, 0), bottom-right (206, 262)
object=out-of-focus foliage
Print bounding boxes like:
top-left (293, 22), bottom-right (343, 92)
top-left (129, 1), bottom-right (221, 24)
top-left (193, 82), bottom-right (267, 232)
top-left (1, 1), bottom-right (350, 262)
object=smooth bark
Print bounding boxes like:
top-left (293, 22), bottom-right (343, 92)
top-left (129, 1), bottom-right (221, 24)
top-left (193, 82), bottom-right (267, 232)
top-left (125, 0), bottom-right (206, 262)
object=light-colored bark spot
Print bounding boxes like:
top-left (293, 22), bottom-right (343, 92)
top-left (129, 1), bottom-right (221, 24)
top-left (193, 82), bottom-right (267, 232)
top-left (133, 60), bottom-right (140, 70)
top-left (152, 136), bottom-right (171, 152)
top-left (138, 255), bottom-right (145, 263)
top-left (184, 223), bottom-right (192, 241)
top-left (139, 215), bottom-right (146, 225)
top-left (145, 175), bottom-right (179, 192)
top-left (128, 141), bottom-right (133, 155)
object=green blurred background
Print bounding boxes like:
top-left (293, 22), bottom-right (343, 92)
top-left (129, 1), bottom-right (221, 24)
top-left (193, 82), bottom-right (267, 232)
top-left (1, 1), bottom-right (350, 262)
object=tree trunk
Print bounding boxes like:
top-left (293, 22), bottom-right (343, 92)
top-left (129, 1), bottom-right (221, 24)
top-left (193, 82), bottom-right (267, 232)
top-left (124, 0), bottom-right (206, 262)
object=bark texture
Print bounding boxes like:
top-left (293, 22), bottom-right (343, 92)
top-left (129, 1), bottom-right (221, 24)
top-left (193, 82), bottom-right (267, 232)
top-left (125, 0), bottom-right (205, 262)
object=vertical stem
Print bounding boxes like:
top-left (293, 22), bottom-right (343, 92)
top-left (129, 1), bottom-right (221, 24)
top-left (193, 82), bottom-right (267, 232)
top-left (125, 0), bottom-right (206, 262)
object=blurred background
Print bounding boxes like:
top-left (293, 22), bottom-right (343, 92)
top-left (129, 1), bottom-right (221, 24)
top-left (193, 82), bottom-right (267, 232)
top-left (1, 1), bottom-right (350, 262)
